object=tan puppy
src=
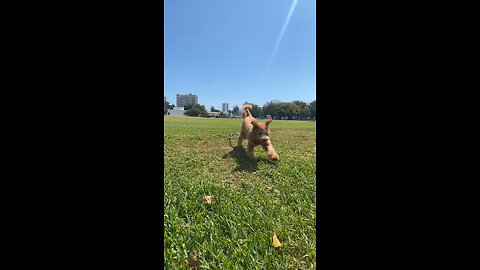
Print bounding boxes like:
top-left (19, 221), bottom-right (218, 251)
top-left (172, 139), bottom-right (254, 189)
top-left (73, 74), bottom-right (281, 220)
top-left (237, 104), bottom-right (279, 161)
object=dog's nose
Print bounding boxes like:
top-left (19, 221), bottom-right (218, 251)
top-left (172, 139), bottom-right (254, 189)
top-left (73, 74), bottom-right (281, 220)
top-left (262, 138), bottom-right (268, 141)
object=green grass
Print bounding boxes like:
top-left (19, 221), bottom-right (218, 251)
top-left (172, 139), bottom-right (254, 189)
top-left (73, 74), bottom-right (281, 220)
top-left (164, 116), bottom-right (316, 269)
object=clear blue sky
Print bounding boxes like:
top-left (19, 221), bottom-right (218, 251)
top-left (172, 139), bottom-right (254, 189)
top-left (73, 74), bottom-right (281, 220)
top-left (164, 0), bottom-right (316, 110)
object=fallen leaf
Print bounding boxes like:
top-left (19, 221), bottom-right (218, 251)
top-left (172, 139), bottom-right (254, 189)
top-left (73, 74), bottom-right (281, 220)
top-left (187, 253), bottom-right (201, 269)
top-left (203, 195), bottom-right (217, 205)
top-left (272, 233), bottom-right (281, 248)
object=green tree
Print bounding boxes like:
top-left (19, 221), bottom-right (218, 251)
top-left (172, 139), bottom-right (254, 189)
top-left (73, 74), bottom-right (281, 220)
top-left (263, 102), bottom-right (280, 118)
top-left (185, 104), bottom-right (208, 117)
top-left (291, 101), bottom-right (308, 119)
top-left (309, 100), bottom-right (316, 118)
top-left (164, 96), bottom-right (170, 115)
top-left (185, 107), bottom-right (201, 117)
top-left (300, 106), bottom-right (311, 119)
top-left (278, 103), bottom-right (300, 120)
top-left (292, 100), bottom-right (307, 110)
top-left (232, 105), bottom-right (240, 116)
top-left (200, 107), bottom-right (208, 117)
top-left (210, 106), bottom-right (220, 112)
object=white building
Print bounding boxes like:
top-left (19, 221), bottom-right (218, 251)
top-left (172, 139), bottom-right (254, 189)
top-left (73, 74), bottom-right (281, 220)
top-left (167, 106), bottom-right (186, 116)
top-left (207, 111), bottom-right (221, 117)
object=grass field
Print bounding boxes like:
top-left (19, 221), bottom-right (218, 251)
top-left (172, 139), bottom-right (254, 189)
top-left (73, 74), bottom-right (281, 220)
top-left (164, 116), bottom-right (316, 269)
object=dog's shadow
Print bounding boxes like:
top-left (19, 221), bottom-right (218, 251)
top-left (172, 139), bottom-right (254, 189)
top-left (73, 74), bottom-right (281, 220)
top-left (222, 146), bottom-right (276, 172)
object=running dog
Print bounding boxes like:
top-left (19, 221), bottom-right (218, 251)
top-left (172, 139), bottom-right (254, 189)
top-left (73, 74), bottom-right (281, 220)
top-left (237, 104), bottom-right (279, 161)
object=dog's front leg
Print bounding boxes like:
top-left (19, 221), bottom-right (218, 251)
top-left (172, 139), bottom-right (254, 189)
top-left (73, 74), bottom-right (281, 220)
top-left (262, 142), bottom-right (279, 161)
top-left (246, 141), bottom-right (255, 159)
top-left (237, 133), bottom-right (244, 147)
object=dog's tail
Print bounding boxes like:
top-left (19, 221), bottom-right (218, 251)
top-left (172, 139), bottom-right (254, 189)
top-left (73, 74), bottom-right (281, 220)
top-left (243, 104), bottom-right (252, 118)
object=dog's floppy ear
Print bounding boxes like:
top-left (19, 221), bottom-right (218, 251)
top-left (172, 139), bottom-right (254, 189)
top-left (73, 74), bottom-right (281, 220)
top-left (265, 119), bottom-right (272, 126)
top-left (251, 120), bottom-right (260, 127)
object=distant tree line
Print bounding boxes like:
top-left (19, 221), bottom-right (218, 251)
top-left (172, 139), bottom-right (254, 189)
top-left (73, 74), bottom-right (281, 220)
top-left (164, 97), bottom-right (316, 120)
top-left (262, 100), bottom-right (316, 120)
top-left (225, 101), bottom-right (317, 120)
top-left (230, 101), bottom-right (316, 120)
